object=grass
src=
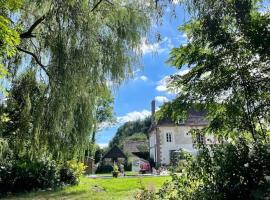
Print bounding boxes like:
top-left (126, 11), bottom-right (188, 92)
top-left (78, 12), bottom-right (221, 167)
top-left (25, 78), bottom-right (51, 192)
top-left (3, 176), bottom-right (170, 200)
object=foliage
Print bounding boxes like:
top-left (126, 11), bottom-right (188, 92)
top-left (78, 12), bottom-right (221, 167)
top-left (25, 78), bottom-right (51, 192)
top-left (59, 160), bottom-right (86, 185)
top-left (155, 96), bottom-right (203, 123)
top-left (0, 0), bottom-right (159, 161)
top-left (91, 90), bottom-right (115, 143)
top-left (2, 70), bottom-right (47, 159)
top-left (135, 180), bottom-right (157, 200)
top-left (0, 156), bottom-right (59, 195)
top-left (109, 117), bottom-right (152, 148)
top-left (0, 157), bottom-right (86, 195)
top-left (124, 161), bottom-right (132, 171)
top-left (136, 142), bottom-right (149, 153)
top-left (146, 140), bottom-right (270, 200)
top-left (152, 1), bottom-right (270, 200)
top-left (95, 164), bottom-right (113, 174)
top-left (94, 145), bottom-right (107, 164)
top-left (112, 163), bottom-right (119, 173)
top-left (112, 163), bottom-right (119, 177)
top-left (161, 0), bottom-right (270, 141)
top-left (0, 0), bottom-right (22, 83)
top-left (0, 138), bottom-right (8, 159)
top-left (127, 132), bottom-right (148, 141)
top-left (95, 90), bottom-right (115, 132)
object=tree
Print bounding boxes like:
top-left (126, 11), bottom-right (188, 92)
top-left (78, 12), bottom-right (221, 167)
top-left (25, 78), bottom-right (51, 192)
top-left (109, 117), bottom-right (151, 148)
top-left (139, 2), bottom-right (270, 200)
top-left (0, 0), bottom-right (22, 89)
top-left (2, 70), bottom-right (46, 159)
top-left (142, 140), bottom-right (270, 200)
top-left (92, 89), bottom-right (115, 143)
top-left (162, 0), bottom-right (270, 141)
top-left (1, 0), bottom-right (159, 161)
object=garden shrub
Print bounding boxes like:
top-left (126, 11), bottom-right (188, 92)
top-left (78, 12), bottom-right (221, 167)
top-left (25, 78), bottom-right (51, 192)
top-left (135, 185), bottom-right (156, 200)
top-left (124, 161), bottom-right (132, 171)
top-left (95, 164), bottom-right (113, 173)
top-left (136, 139), bottom-right (270, 200)
top-left (59, 160), bottom-right (86, 185)
top-left (135, 178), bottom-right (158, 200)
top-left (0, 157), bottom-right (59, 195)
top-left (95, 162), bottom-right (131, 173)
top-left (0, 157), bottom-right (85, 196)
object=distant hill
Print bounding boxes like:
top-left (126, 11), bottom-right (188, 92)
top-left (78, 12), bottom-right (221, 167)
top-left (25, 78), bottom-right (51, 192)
top-left (109, 117), bottom-right (151, 149)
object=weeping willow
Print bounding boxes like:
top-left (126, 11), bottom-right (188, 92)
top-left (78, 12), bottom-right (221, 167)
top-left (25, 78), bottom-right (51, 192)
top-left (1, 0), bottom-right (159, 161)
top-left (0, 138), bottom-right (8, 159)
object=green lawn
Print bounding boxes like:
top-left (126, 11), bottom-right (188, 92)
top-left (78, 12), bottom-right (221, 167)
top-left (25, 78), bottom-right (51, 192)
top-left (95, 171), bottom-right (138, 176)
top-left (3, 176), bottom-right (170, 200)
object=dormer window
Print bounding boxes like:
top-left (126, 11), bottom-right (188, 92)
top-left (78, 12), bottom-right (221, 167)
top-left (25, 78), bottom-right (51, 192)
top-left (166, 132), bottom-right (172, 142)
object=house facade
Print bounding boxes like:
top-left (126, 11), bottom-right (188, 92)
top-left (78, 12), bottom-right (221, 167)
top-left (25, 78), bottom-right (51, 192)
top-left (123, 140), bottom-right (150, 172)
top-left (149, 100), bottom-right (217, 165)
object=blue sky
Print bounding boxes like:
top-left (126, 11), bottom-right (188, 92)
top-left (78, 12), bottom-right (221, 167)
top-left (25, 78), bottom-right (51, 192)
top-left (96, 5), bottom-right (190, 147)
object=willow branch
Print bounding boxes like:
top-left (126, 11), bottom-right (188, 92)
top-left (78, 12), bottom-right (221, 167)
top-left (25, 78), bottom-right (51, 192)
top-left (17, 46), bottom-right (50, 78)
top-left (105, 0), bottom-right (113, 5)
top-left (20, 15), bottom-right (46, 38)
top-left (91, 0), bottom-right (104, 12)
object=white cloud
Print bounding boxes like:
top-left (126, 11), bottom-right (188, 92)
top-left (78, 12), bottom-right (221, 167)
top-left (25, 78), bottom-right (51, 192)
top-left (176, 69), bottom-right (190, 76)
top-left (163, 37), bottom-right (174, 49)
top-left (155, 69), bottom-right (190, 94)
top-left (139, 37), bottom-right (166, 55)
top-left (117, 110), bottom-right (151, 124)
top-left (156, 75), bottom-right (171, 92)
top-left (97, 121), bottom-right (116, 130)
top-left (139, 36), bottom-right (177, 55)
top-left (172, 0), bottom-right (181, 4)
top-left (181, 33), bottom-right (188, 39)
top-left (97, 143), bottom-right (108, 148)
top-left (135, 75), bottom-right (148, 81)
top-left (140, 75), bottom-right (148, 81)
top-left (155, 96), bottom-right (169, 103)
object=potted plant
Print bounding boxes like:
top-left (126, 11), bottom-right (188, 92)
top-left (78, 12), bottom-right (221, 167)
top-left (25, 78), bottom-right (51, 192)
top-left (112, 164), bottom-right (119, 178)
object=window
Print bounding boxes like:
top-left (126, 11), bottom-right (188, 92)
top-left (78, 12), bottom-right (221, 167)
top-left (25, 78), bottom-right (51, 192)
top-left (197, 133), bottom-right (205, 144)
top-left (166, 132), bottom-right (172, 142)
top-left (192, 133), bottom-right (205, 146)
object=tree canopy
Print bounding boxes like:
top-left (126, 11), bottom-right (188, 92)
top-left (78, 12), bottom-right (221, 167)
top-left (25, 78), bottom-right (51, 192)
top-left (0, 0), bottom-right (159, 160)
top-left (158, 0), bottom-right (270, 141)
top-left (109, 117), bottom-right (151, 148)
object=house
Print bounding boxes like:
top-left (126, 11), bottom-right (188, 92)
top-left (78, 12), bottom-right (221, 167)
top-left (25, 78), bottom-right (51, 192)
top-left (149, 100), bottom-right (218, 166)
top-left (123, 140), bottom-right (148, 154)
top-left (101, 145), bottom-right (127, 164)
top-left (100, 145), bottom-right (150, 173)
top-left (123, 140), bottom-right (148, 158)
top-left (123, 140), bottom-right (150, 172)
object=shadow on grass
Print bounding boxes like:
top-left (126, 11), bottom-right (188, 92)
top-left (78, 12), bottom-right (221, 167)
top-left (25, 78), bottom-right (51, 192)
top-left (2, 188), bottom-right (89, 200)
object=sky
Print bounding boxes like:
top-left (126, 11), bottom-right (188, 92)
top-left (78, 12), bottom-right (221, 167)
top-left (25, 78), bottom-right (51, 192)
top-left (96, 5), bottom-right (190, 148)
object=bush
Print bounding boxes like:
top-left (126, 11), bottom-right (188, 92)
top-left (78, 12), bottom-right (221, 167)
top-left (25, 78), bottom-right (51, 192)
top-left (141, 140), bottom-right (270, 200)
top-left (0, 158), bottom-right (85, 196)
top-left (0, 157), bottom-right (59, 195)
top-left (124, 162), bottom-right (132, 171)
top-left (95, 164), bottom-right (113, 173)
top-left (59, 160), bottom-right (85, 185)
top-left (135, 179), bottom-right (157, 200)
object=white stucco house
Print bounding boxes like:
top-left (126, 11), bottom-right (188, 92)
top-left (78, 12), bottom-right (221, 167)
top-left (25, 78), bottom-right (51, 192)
top-left (149, 100), bottom-right (218, 165)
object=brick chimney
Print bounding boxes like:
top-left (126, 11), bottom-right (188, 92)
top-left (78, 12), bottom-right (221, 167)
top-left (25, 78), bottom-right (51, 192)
top-left (151, 100), bottom-right (155, 116)
top-left (151, 100), bottom-right (156, 124)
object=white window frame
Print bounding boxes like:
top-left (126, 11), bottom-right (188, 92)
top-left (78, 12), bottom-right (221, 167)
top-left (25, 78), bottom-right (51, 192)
top-left (166, 132), bottom-right (172, 142)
